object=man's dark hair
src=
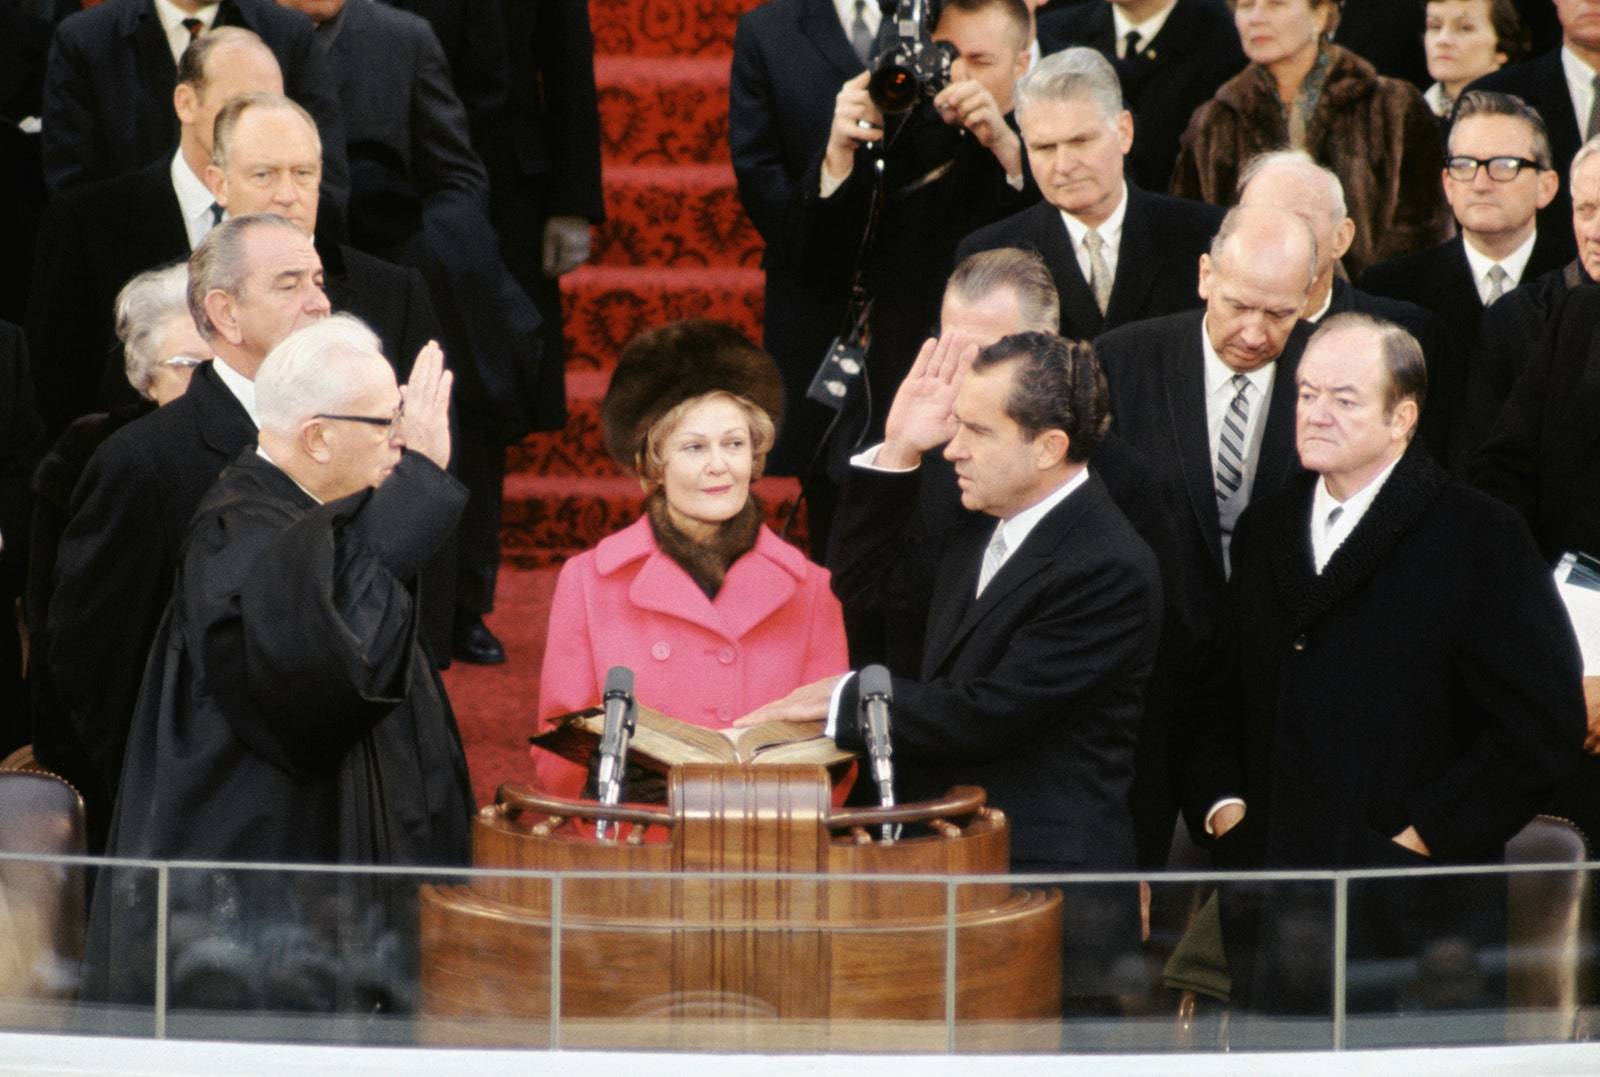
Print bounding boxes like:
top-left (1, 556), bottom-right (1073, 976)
top-left (937, 0), bottom-right (1033, 51)
top-left (176, 27), bottom-right (271, 91)
top-left (1307, 311), bottom-right (1429, 420)
top-left (1450, 90), bottom-right (1553, 169)
top-left (971, 331), bottom-right (1109, 462)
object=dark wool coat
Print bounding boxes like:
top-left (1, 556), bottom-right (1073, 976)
top-left (1170, 44), bottom-right (1450, 278)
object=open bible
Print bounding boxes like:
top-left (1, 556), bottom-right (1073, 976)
top-left (530, 703), bottom-right (856, 775)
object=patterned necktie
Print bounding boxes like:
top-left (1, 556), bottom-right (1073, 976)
top-left (1084, 228), bottom-right (1112, 316)
top-left (1122, 30), bottom-right (1142, 60)
top-left (181, 16), bottom-right (204, 40)
top-left (1215, 374), bottom-right (1251, 503)
top-left (976, 527), bottom-right (1008, 597)
top-left (1589, 73), bottom-right (1600, 140)
top-left (1485, 264), bottom-right (1509, 305)
top-left (850, 0), bottom-right (874, 66)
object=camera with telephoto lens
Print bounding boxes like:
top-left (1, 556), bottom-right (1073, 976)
top-left (868, 0), bottom-right (956, 114)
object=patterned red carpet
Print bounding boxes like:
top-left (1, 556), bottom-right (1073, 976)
top-left (441, 0), bottom-right (799, 806)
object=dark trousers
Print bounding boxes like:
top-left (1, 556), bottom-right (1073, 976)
top-left (454, 425), bottom-right (504, 617)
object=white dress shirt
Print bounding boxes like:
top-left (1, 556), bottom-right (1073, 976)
top-left (1305, 283), bottom-right (1335, 324)
top-left (1060, 182), bottom-right (1128, 288)
top-left (1310, 455), bottom-right (1399, 573)
top-left (1423, 81), bottom-right (1451, 119)
top-left (170, 149), bottom-right (218, 250)
top-left (1461, 228), bottom-right (1537, 305)
top-left (1563, 46), bottom-right (1600, 143)
top-left (824, 452), bottom-right (1092, 736)
top-left (152, 0), bottom-right (220, 65)
top-left (212, 357), bottom-right (261, 427)
top-left (1112, 1), bottom-right (1177, 58)
top-left (1202, 320), bottom-right (1274, 553)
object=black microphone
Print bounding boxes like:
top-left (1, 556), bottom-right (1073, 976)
top-left (595, 666), bottom-right (637, 838)
top-left (858, 664), bottom-right (895, 819)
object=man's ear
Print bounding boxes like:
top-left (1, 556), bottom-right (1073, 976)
top-left (174, 83), bottom-right (198, 127)
top-left (203, 289), bottom-right (244, 347)
top-left (1035, 429), bottom-right (1070, 469)
top-left (301, 419), bottom-right (333, 464)
top-left (204, 163), bottom-right (227, 203)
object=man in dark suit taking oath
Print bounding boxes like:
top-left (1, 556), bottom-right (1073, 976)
top-left (956, 46), bottom-right (1223, 344)
top-left (1192, 312), bottom-right (1583, 1029)
top-left (1094, 204), bottom-right (1316, 643)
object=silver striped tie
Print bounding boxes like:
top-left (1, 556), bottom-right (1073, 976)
top-left (1216, 373), bottom-right (1251, 502)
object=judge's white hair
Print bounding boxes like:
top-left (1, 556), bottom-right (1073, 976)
top-left (255, 314), bottom-right (385, 436)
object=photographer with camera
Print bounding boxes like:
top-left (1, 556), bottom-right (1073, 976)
top-left (787, 0), bottom-right (1037, 568)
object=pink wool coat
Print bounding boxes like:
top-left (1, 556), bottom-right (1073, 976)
top-left (532, 515), bottom-right (849, 796)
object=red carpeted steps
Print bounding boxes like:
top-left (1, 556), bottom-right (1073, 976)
top-left (444, 0), bottom-right (791, 805)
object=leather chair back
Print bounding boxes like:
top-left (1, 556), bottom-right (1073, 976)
top-left (0, 770), bottom-right (87, 1003)
top-left (1504, 814), bottom-right (1590, 1041)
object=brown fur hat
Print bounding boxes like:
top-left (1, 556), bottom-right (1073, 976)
top-left (601, 319), bottom-right (785, 474)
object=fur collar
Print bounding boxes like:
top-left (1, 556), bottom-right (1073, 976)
top-left (1263, 444), bottom-right (1449, 630)
top-left (1215, 44), bottom-right (1380, 145)
top-left (645, 489), bottom-right (764, 599)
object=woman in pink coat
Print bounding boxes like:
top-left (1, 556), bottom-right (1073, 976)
top-left (532, 320), bottom-right (849, 798)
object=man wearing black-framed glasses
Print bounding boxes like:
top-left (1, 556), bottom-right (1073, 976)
top-left (1361, 90), bottom-right (1567, 465)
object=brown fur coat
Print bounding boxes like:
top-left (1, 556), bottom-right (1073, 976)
top-left (1170, 44), bottom-right (1451, 278)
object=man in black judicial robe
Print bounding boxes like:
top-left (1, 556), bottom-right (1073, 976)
top-left (88, 317), bottom-right (471, 1018)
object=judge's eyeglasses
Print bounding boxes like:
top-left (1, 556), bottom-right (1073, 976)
top-left (315, 399), bottom-right (404, 436)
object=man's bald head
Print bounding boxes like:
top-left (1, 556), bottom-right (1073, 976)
top-left (1237, 150), bottom-right (1356, 287)
top-left (1208, 204), bottom-right (1318, 291)
top-left (173, 29), bottom-right (283, 166)
top-left (205, 92), bottom-right (323, 235)
top-left (1197, 205), bottom-right (1317, 372)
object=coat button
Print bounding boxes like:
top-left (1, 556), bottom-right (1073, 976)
top-left (1292, 634), bottom-right (1308, 652)
top-left (651, 642), bottom-right (671, 660)
top-left (717, 705), bottom-right (732, 722)
top-left (718, 646), bottom-right (736, 665)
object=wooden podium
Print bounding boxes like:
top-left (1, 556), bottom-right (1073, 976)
top-left (418, 764), bottom-right (1062, 1051)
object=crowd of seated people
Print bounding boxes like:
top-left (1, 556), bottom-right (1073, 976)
top-left (1, 0), bottom-right (1599, 1030)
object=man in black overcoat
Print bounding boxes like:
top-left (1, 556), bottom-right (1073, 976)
top-left (1036, 0), bottom-right (1245, 193)
top-left (955, 46), bottom-right (1223, 343)
top-left (40, 0), bottom-right (348, 208)
top-left (1192, 312), bottom-right (1583, 1037)
top-left (1094, 204), bottom-right (1316, 644)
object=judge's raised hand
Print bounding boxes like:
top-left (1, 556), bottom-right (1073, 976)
top-left (823, 71), bottom-right (884, 189)
top-left (877, 332), bottom-right (977, 470)
top-left (732, 675), bottom-right (843, 729)
top-left (398, 340), bottom-right (453, 471)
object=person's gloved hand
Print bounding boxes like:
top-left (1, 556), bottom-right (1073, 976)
top-left (542, 215), bottom-right (593, 277)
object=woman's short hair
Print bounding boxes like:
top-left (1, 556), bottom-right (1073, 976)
top-left (638, 390), bottom-right (777, 487)
top-left (1427, 0), bottom-right (1530, 66)
top-left (114, 262), bottom-right (195, 399)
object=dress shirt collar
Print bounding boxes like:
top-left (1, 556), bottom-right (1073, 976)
top-left (991, 463), bottom-right (1090, 560)
top-left (1310, 453), bottom-right (1400, 571)
top-left (1423, 81), bottom-right (1451, 119)
top-left (1059, 181), bottom-right (1129, 254)
top-left (1201, 317), bottom-right (1276, 402)
top-left (152, 0), bottom-right (220, 65)
top-left (834, 0), bottom-right (881, 37)
top-left (1305, 282), bottom-right (1334, 324)
top-left (212, 356), bottom-right (261, 427)
top-left (255, 445), bottom-right (323, 504)
top-left (1112, 1), bottom-right (1177, 53)
top-left (1461, 227), bottom-right (1537, 303)
top-left (170, 148), bottom-right (217, 250)
top-left (1563, 45), bottom-right (1599, 122)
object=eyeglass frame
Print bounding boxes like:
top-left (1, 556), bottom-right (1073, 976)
top-left (1444, 155), bottom-right (1546, 183)
top-left (160, 355), bottom-right (208, 369)
top-left (313, 398), bottom-right (404, 435)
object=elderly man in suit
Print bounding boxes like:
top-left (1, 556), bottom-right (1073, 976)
top-left (28, 28), bottom-right (281, 434)
top-left (1094, 204), bottom-right (1315, 642)
top-left (1035, 0), bottom-right (1246, 194)
top-left (955, 47), bottom-right (1223, 346)
top-left (1195, 312), bottom-right (1582, 1031)
top-left (40, 0), bottom-right (346, 205)
top-left (1236, 150), bottom-right (1458, 463)
top-left (1362, 91), bottom-right (1567, 458)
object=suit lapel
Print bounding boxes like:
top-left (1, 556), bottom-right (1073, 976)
top-left (191, 363), bottom-right (257, 459)
top-left (921, 517), bottom-right (988, 677)
top-left (128, 1), bottom-right (175, 100)
top-left (1105, 186), bottom-right (1158, 324)
top-left (1253, 322), bottom-right (1310, 497)
top-left (1164, 316), bottom-right (1226, 574)
top-left (1439, 235), bottom-right (1483, 314)
top-left (1533, 51), bottom-right (1581, 159)
top-left (800, 0), bottom-right (867, 82)
top-left (1046, 205), bottom-right (1105, 339)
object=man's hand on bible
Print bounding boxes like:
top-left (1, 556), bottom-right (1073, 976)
top-left (731, 675), bottom-right (842, 728)
top-left (1210, 802), bottom-right (1245, 838)
top-left (399, 340), bottom-right (453, 471)
top-left (877, 332), bottom-right (976, 469)
top-left (1392, 826), bottom-right (1431, 858)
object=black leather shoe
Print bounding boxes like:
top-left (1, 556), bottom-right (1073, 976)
top-left (453, 615), bottom-right (507, 665)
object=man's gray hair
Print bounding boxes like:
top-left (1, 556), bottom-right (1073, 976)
top-left (1013, 47), bottom-right (1124, 125)
top-left (187, 212), bottom-right (304, 341)
top-left (1237, 149), bottom-right (1349, 223)
top-left (1572, 135), bottom-right (1600, 189)
top-left (946, 247), bottom-right (1061, 333)
top-left (211, 89), bottom-right (321, 170)
top-left (255, 314), bottom-right (385, 437)
top-left (115, 263), bottom-right (194, 398)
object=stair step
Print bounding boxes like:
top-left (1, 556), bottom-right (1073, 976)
top-left (500, 473), bottom-right (803, 568)
top-left (592, 164), bottom-right (762, 270)
top-left (590, 0), bottom-right (759, 59)
top-left (559, 265), bottom-right (765, 372)
top-left (509, 371), bottom-right (615, 478)
top-left (596, 56), bottom-right (732, 166)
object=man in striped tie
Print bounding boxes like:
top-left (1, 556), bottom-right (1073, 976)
top-left (1092, 203), bottom-right (1317, 646)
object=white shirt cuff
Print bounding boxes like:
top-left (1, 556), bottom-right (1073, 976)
top-left (819, 162), bottom-right (848, 199)
top-left (1006, 171), bottom-right (1025, 191)
top-left (824, 671), bottom-right (857, 739)
top-left (850, 443), bottom-right (919, 473)
top-left (1204, 798), bottom-right (1246, 836)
